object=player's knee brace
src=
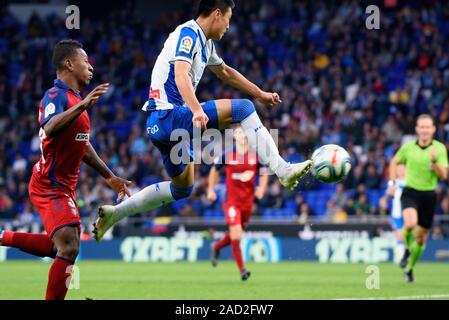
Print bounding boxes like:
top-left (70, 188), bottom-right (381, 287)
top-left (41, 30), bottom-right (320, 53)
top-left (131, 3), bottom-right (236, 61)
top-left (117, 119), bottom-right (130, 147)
top-left (169, 183), bottom-right (193, 200)
top-left (231, 99), bottom-right (256, 123)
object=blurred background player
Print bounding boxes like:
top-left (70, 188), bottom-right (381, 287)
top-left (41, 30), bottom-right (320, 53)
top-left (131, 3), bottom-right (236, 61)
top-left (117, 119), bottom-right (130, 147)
top-left (207, 125), bottom-right (268, 280)
top-left (382, 164), bottom-right (406, 263)
top-left (93, 0), bottom-right (311, 241)
top-left (0, 40), bottom-right (131, 300)
top-left (389, 114), bottom-right (448, 283)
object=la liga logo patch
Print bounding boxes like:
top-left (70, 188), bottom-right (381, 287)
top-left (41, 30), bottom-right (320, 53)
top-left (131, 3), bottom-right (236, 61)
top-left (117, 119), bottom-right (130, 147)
top-left (179, 36), bottom-right (193, 54)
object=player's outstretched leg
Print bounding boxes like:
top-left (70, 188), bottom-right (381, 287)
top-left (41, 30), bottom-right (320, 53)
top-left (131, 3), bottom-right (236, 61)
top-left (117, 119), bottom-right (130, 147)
top-left (211, 232), bottom-right (231, 267)
top-left (46, 226), bottom-right (79, 300)
top-left (0, 229), bottom-right (56, 258)
top-left (93, 164), bottom-right (194, 242)
top-left (217, 99), bottom-right (312, 190)
top-left (404, 226), bottom-right (427, 283)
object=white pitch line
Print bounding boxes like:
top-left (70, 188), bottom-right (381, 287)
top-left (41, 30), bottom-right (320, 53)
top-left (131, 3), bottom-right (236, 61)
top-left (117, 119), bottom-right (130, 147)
top-left (335, 294), bottom-right (449, 300)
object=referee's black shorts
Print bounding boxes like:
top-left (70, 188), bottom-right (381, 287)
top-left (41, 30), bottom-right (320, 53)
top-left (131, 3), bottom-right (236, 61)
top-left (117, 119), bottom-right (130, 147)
top-left (400, 187), bottom-right (437, 229)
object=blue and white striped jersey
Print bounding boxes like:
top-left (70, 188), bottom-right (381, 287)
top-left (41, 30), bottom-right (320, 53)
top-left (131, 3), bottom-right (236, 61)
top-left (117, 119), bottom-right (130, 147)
top-left (142, 20), bottom-right (223, 112)
top-left (391, 178), bottom-right (405, 219)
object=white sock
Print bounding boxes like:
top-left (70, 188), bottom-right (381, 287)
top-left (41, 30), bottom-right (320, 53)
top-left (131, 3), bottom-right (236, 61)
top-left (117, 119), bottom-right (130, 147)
top-left (240, 112), bottom-right (288, 177)
top-left (113, 181), bottom-right (175, 221)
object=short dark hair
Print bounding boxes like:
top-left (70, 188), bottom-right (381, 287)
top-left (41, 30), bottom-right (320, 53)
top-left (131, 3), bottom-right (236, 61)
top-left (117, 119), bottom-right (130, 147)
top-left (52, 39), bottom-right (83, 71)
top-left (196, 0), bottom-right (235, 18)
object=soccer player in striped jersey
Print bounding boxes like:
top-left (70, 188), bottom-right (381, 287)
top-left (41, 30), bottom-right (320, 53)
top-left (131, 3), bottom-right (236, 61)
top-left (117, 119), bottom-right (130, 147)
top-left (93, 0), bottom-right (311, 241)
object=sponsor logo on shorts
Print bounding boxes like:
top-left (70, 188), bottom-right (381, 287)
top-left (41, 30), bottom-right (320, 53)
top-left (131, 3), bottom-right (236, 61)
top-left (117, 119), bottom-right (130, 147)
top-left (75, 133), bottom-right (89, 141)
top-left (148, 125), bottom-right (159, 135)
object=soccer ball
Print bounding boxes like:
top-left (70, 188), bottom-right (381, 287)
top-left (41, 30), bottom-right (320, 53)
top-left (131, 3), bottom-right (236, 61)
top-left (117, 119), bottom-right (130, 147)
top-left (311, 144), bottom-right (351, 183)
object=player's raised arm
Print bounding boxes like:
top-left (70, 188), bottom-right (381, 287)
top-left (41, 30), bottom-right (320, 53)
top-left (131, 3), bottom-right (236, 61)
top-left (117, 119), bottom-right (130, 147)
top-left (430, 147), bottom-right (448, 180)
top-left (207, 153), bottom-right (225, 202)
top-left (43, 83), bottom-right (109, 137)
top-left (174, 61), bottom-right (209, 130)
top-left (82, 142), bottom-right (132, 201)
top-left (207, 166), bottom-right (220, 202)
top-left (208, 62), bottom-right (281, 106)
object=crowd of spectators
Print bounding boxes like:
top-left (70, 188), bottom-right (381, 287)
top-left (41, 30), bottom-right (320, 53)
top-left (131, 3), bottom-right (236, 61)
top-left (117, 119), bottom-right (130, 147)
top-left (1, 0), bottom-right (449, 237)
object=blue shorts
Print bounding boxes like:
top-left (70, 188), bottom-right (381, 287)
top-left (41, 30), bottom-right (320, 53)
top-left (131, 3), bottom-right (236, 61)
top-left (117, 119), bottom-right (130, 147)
top-left (391, 217), bottom-right (404, 230)
top-left (146, 100), bottom-right (219, 178)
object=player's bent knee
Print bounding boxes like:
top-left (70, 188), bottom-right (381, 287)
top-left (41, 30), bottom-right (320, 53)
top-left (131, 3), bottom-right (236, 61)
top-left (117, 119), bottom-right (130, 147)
top-left (57, 242), bottom-right (79, 261)
top-left (170, 183), bottom-right (193, 200)
top-left (231, 99), bottom-right (256, 123)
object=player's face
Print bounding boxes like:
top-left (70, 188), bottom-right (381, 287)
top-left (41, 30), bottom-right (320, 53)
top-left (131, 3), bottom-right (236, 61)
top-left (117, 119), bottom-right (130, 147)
top-left (415, 117), bottom-right (435, 142)
top-left (72, 48), bottom-right (94, 87)
top-left (233, 127), bottom-right (247, 146)
top-left (213, 7), bottom-right (232, 40)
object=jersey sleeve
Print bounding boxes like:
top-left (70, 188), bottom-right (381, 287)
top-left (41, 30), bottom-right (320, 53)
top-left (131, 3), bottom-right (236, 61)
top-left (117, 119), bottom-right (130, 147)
top-left (436, 143), bottom-right (449, 168)
top-left (174, 27), bottom-right (199, 64)
top-left (40, 90), bottom-right (68, 127)
top-left (394, 143), bottom-right (409, 164)
top-left (213, 152), bottom-right (226, 171)
top-left (207, 41), bottom-right (223, 66)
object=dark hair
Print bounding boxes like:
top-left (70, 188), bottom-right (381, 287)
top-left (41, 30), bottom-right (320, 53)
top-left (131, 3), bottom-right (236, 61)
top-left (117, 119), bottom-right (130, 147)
top-left (196, 0), bottom-right (235, 18)
top-left (52, 39), bottom-right (83, 71)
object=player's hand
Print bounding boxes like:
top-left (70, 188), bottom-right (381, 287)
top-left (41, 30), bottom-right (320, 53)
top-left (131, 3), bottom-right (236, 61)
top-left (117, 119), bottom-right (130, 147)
top-left (256, 91), bottom-right (282, 106)
top-left (82, 83), bottom-right (109, 108)
top-left (254, 186), bottom-right (265, 200)
top-left (207, 189), bottom-right (217, 202)
top-left (192, 109), bottom-right (209, 131)
top-left (105, 175), bottom-right (132, 202)
top-left (386, 184), bottom-right (396, 197)
top-left (430, 147), bottom-right (437, 163)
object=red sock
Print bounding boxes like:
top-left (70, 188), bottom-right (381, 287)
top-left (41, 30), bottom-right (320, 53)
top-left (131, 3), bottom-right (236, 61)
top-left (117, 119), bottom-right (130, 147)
top-left (231, 240), bottom-right (245, 272)
top-left (46, 256), bottom-right (74, 300)
top-left (214, 232), bottom-right (231, 252)
top-left (1, 231), bottom-right (55, 258)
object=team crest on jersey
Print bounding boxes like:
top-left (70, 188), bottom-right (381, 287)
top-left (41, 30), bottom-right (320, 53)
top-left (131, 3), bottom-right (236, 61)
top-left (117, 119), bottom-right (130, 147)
top-left (75, 133), bottom-right (90, 141)
top-left (44, 103), bottom-right (56, 118)
top-left (179, 36), bottom-right (193, 53)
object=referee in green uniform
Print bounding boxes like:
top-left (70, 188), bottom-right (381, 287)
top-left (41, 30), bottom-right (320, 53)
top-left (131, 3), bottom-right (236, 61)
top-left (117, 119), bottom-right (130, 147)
top-left (388, 114), bottom-right (448, 283)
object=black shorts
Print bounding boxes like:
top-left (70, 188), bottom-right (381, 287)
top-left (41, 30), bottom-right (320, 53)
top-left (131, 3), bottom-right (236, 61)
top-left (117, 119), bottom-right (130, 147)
top-left (400, 187), bottom-right (436, 229)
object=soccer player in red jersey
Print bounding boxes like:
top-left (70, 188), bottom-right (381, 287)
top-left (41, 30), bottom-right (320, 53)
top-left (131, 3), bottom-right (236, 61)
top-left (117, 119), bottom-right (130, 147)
top-left (0, 39), bottom-right (131, 300)
top-left (207, 125), bottom-right (268, 280)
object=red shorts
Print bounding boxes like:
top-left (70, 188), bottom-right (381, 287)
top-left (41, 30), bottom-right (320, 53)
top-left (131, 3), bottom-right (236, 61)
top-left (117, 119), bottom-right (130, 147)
top-left (223, 203), bottom-right (252, 227)
top-left (28, 174), bottom-right (80, 238)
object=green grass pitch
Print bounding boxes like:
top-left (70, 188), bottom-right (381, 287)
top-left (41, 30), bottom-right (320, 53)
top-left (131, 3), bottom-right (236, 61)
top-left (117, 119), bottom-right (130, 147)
top-left (0, 261), bottom-right (448, 300)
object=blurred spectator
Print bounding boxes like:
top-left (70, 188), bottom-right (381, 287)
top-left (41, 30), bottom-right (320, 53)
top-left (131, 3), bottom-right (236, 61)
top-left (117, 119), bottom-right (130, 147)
top-left (326, 184), bottom-right (348, 217)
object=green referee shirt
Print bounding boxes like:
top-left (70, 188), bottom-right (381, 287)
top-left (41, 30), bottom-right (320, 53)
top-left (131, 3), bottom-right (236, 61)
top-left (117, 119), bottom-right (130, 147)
top-left (395, 139), bottom-right (448, 191)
